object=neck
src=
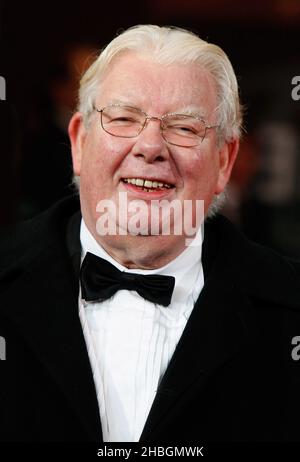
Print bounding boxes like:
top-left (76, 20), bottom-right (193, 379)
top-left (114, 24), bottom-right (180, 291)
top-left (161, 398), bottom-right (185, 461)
top-left (90, 232), bottom-right (190, 269)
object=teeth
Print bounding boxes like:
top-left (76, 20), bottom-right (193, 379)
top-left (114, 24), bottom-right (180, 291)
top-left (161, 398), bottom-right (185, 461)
top-left (135, 179), bottom-right (144, 187)
top-left (123, 178), bottom-right (172, 189)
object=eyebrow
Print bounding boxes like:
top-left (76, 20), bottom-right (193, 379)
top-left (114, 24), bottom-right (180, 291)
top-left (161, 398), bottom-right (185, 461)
top-left (106, 98), bottom-right (136, 107)
top-left (169, 106), bottom-right (207, 119)
top-left (104, 100), bottom-right (207, 119)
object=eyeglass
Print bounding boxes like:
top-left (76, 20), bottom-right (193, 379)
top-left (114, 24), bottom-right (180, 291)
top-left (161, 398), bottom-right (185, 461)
top-left (93, 104), bottom-right (219, 147)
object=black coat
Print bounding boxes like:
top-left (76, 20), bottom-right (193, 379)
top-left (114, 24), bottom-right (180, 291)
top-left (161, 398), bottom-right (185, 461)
top-left (0, 195), bottom-right (300, 442)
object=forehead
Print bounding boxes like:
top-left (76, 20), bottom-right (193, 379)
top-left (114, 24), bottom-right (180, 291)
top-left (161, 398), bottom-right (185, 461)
top-left (96, 52), bottom-right (217, 116)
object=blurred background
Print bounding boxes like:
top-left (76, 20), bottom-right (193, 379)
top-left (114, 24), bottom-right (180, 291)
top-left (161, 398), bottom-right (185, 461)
top-left (1, 0), bottom-right (300, 257)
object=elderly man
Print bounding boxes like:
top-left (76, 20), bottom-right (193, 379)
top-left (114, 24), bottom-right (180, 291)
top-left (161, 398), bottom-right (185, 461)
top-left (0, 25), bottom-right (299, 443)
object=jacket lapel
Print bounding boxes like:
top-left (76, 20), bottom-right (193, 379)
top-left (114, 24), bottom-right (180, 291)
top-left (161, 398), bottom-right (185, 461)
top-left (0, 207), bottom-right (102, 441)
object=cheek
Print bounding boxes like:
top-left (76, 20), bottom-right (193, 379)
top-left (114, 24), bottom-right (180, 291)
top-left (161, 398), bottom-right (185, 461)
top-left (180, 149), bottom-right (219, 194)
top-left (81, 137), bottom-right (118, 178)
top-left (84, 134), bottom-right (133, 175)
top-left (80, 136), bottom-right (133, 203)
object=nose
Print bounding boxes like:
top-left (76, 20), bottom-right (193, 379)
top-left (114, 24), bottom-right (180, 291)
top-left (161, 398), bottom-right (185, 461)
top-left (130, 117), bottom-right (169, 163)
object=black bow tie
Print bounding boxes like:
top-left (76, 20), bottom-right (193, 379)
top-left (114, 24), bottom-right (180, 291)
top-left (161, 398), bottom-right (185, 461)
top-left (80, 252), bottom-right (175, 307)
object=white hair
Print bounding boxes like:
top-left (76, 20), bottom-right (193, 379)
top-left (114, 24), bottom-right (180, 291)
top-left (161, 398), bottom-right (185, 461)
top-left (73, 24), bottom-right (243, 216)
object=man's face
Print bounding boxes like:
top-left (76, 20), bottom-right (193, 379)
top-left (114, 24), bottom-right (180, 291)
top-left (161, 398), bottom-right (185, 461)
top-left (69, 52), bottom-right (238, 268)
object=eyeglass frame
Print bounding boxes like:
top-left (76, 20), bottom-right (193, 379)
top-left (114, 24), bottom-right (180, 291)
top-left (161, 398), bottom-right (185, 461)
top-left (93, 104), bottom-right (220, 147)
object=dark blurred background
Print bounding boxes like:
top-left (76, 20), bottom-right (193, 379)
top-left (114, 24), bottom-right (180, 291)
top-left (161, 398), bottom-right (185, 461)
top-left (1, 0), bottom-right (300, 257)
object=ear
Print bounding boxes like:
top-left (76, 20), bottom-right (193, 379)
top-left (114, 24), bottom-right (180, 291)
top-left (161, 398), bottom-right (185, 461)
top-left (214, 138), bottom-right (240, 194)
top-left (68, 112), bottom-right (87, 176)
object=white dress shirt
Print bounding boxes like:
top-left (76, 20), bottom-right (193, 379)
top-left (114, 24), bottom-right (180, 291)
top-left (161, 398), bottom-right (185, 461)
top-left (78, 219), bottom-right (204, 442)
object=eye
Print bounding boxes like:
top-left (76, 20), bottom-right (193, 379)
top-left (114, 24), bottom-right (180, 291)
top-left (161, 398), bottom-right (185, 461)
top-left (177, 125), bottom-right (197, 134)
top-left (111, 116), bottom-right (136, 123)
top-left (107, 115), bottom-right (143, 127)
top-left (102, 106), bottom-right (144, 125)
top-left (168, 124), bottom-right (198, 135)
top-left (109, 112), bottom-right (143, 125)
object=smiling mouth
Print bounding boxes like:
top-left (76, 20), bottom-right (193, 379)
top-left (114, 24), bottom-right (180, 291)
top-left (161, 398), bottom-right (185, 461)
top-left (122, 178), bottom-right (175, 192)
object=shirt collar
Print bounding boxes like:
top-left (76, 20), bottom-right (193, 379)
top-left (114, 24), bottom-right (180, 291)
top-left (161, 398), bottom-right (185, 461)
top-left (80, 218), bottom-right (203, 280)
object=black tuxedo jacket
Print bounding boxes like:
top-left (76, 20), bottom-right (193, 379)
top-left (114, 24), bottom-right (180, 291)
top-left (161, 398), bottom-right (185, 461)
top-left (0, 195), bottom-right (300, 442)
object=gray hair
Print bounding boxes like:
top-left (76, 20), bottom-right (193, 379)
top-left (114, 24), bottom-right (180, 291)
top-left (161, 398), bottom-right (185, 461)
top-left (74, 24), bottom-right (243, 216)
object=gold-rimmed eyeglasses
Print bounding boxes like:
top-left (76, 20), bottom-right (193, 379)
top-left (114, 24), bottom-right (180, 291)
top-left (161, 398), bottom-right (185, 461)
top-left (93, 104), bottom-right (219, 147)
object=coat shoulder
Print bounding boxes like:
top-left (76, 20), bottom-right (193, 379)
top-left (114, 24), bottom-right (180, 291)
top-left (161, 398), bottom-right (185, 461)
top-left (206, 214), bottom-right (300, 310)
top-left (0, 195), bottom-right (80, 275)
